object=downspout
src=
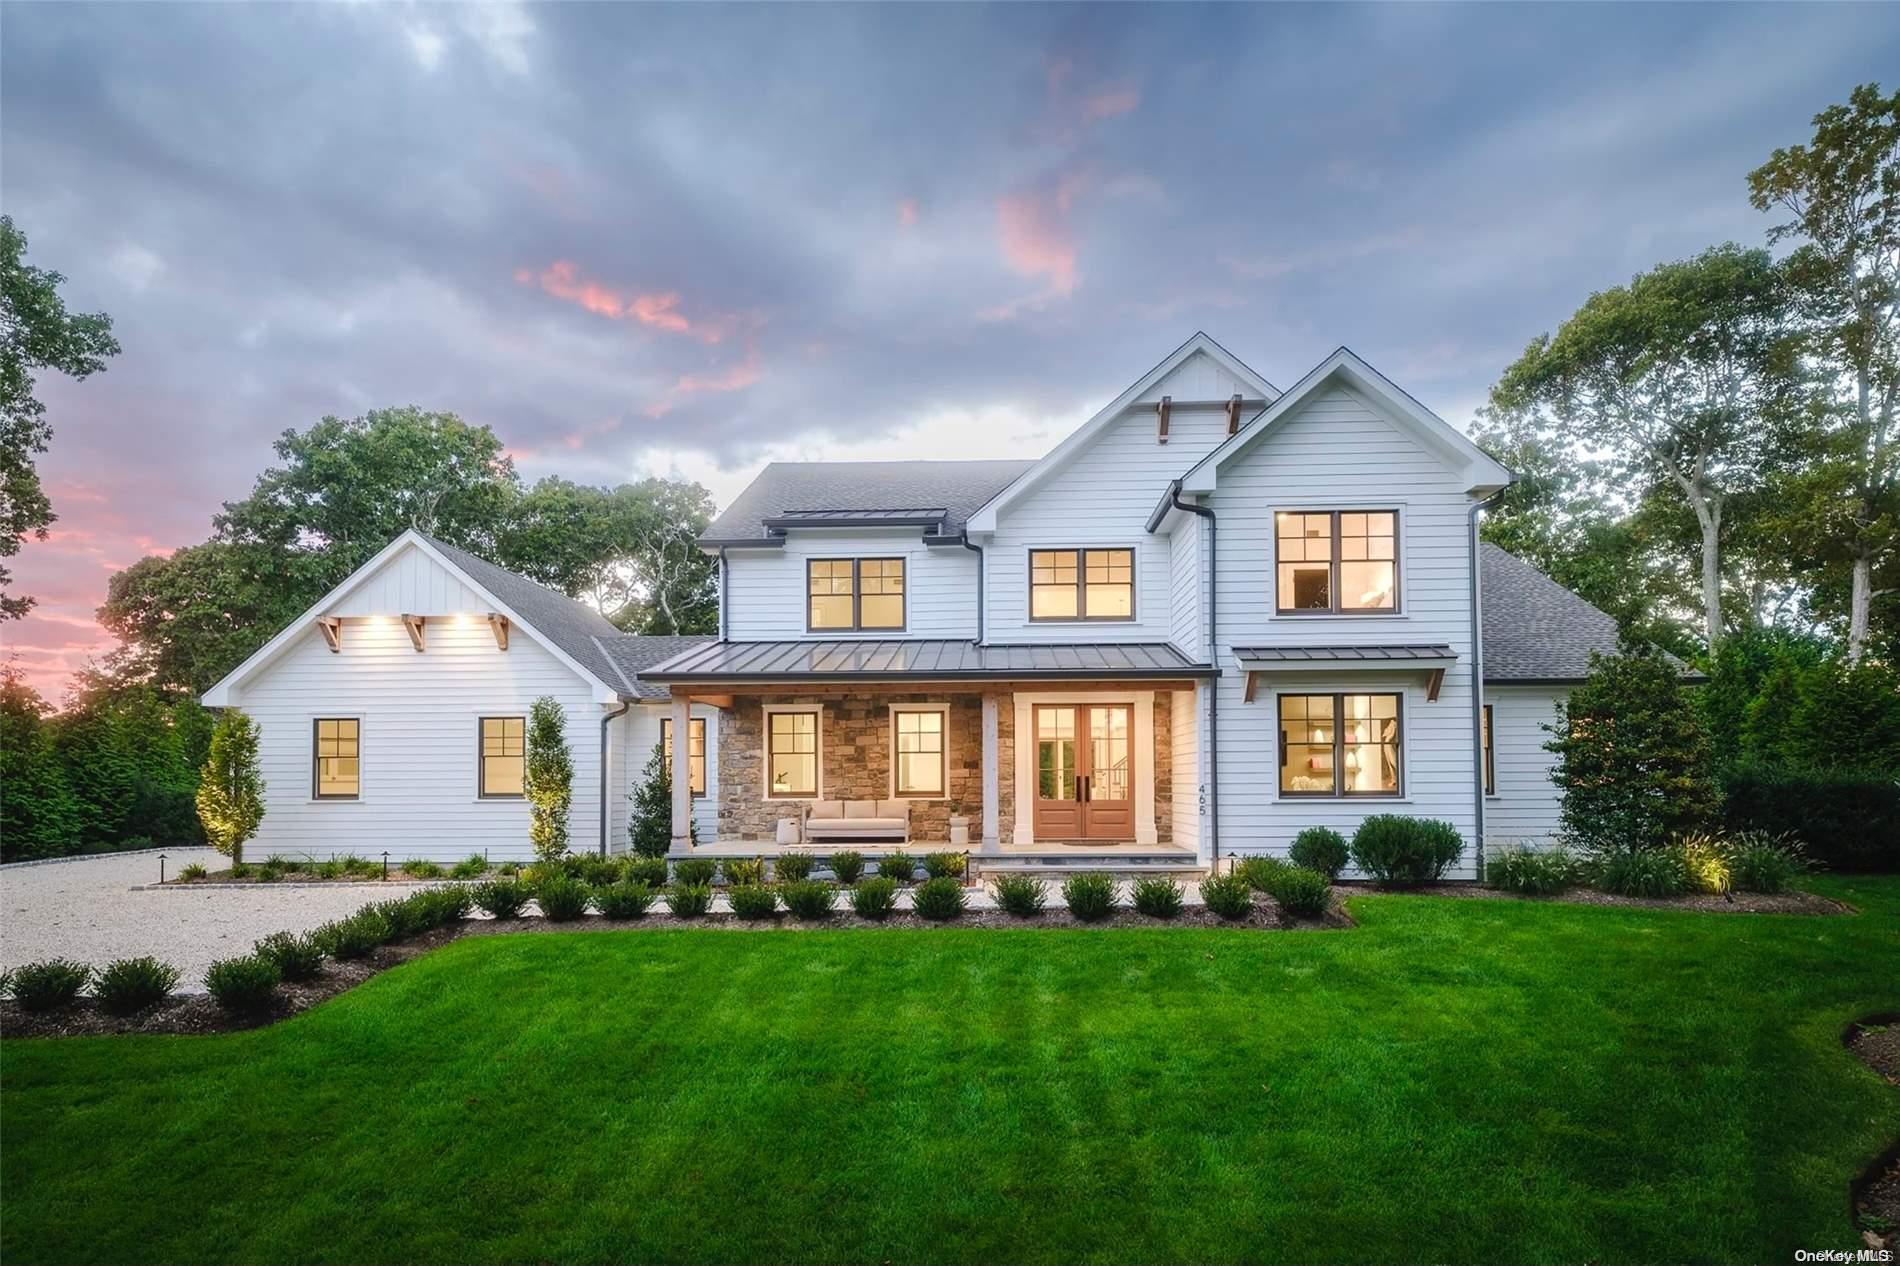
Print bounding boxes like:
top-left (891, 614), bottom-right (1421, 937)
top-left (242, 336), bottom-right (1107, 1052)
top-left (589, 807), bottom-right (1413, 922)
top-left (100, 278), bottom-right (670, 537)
top-left (599, 700), bottom-right (632, 857)
top-left (1468, 489), bottom-right (1508, 880)
top-left (958, 532), bottom-right (986, 644)
top-left (1166, 480), bottom-right (1219, 866)
top-left (718, 547), bottom-right (730, 641)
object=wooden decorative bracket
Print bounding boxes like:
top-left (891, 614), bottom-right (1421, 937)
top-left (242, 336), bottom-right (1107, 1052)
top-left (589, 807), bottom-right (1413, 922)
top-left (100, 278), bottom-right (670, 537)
top-left (1156, 395), bottom-right (1171, 444)
top-left (1226, 393), bottom-right (1244, 435)
top-left (1425, 668), bottom-right (1445, 702)
top-left (487, 613), bottom-right (510, 650)
top-left (316, 616), bottom-right (341, 653)
top-left (1242, 671), bottom-right (1258, 703)
top-left (401, 614), bottom-right (426, 652)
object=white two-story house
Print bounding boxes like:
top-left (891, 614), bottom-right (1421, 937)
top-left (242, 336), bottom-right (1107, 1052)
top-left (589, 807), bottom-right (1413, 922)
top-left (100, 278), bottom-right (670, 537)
top-left (205, 333), bottom-right (1628, 878)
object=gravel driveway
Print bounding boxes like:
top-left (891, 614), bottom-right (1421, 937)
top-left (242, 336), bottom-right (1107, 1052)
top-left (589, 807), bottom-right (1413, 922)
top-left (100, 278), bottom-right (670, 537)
top-left (0, 850), bottom-right (400, 992)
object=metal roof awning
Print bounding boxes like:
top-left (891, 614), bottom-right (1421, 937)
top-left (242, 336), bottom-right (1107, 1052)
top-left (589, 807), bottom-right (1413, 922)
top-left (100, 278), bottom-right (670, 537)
top-left (1233, 644), bottom-right (1458, 702)
top-left (640, 639), bottom-right (1216, 685)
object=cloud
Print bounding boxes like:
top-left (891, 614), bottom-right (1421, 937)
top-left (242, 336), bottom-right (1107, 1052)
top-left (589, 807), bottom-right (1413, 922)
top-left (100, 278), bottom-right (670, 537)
top-left (897, 198), bottom-right (919, 228)
top-left (405, 23), bottom-right (445, 72)
top-left (991, 168), bottom-right (1088, 311)
top-left (1081, 87), bottom-right (1139, 122)
top-left (514, 261), bottom-right (725, 340)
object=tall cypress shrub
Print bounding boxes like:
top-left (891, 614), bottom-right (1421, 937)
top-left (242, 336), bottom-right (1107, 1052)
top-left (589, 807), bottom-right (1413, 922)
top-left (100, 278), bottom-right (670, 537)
top-left (627, 741), bottom-right (675, 858)
top-left (525, 696), bottom-right (573, 862)
top-left (195, 709), bottom-right (264, 865)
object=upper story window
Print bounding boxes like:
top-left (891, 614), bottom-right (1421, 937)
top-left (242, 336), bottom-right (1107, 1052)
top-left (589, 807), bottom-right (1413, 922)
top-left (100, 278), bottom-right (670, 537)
top-left (313, 718), bottom-right (360, 799)
top-left (662, 716), bottom-right (707, 796)
top-left (1029, 548), bottom-right (1134, 621)
top-left (1275, 511), bottom-right (1398, 613)
top-left (808, 558), bottom-right (905, 631)
top-left (479, 716), bottom-right (525, 798)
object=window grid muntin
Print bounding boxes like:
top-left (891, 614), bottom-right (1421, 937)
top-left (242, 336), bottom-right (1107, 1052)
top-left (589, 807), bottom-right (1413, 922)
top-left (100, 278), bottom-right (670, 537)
top-left (892, 707), bottom-right (946, 796)
top-left (1277, 693), bottom-right (1403, 798)
top-left (807, 558), bottom-right (905, 631)
top-left (1274, 510), bottom-right (1399, 614)
top-left (1028, 547), bottom-right (1135, 621)
top-left (767, 709), bottom-right (818, 797)
top-left (313, 717), bottom-right (360, 800)
top-left (662, 716), bottom-right (708, 796)
top-left (479, 715), bottom-right (525, 798)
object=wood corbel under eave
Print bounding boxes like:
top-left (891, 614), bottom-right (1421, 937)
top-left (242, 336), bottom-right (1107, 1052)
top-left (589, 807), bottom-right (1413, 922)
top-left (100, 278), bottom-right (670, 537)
top-left (487, 612), bottom-right (510, 650)
top-left (1242, 670), bottom-right (1258, 703)
top-left (1226, 393), bottom-right (1244, 435)
top-left (316, 616), bottom-right (341, 653)
top-left (1156, 395), bottom-right (1171, 444)
top-left (401, 613), bottom-right (426, 652)
top-left (1425, 667), bottom-right (1445, 702)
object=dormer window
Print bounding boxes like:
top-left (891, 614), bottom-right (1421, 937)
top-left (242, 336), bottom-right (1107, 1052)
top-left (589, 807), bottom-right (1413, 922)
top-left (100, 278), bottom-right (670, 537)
top-left (1275, 511), bottom-right (1398, 613)
top-left (808, 558), bottom-right (904, 631)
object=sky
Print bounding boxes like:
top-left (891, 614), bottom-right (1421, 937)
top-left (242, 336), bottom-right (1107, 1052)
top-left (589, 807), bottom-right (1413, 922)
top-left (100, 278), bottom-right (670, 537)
top-left (3, 2), bottom-right (1897, 701)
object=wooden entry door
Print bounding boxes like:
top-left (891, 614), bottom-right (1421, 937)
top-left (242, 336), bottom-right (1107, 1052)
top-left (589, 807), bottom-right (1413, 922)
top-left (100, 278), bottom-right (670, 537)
top-left (1032, 704), bottom-right (1135, 841)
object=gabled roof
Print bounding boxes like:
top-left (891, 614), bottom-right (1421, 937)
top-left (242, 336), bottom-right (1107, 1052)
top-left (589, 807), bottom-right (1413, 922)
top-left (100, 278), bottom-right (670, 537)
top-left (596, 634), bottom-right (718, 700)
top-left (702, 460), bottom-right (1033, 545)
top-left (965, 331), bottom-right (1280, 533)
top-left (1174, 347), bottom-right (1512, 504)
top-left (1480, 544), bottom-right (1677, 682)
top-left (202, 530), bottom-right (630, 706)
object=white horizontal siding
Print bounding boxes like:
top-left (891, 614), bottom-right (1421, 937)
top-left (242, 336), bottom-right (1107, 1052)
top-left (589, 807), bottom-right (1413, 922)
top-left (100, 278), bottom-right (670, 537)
top-left (1210, 385), bottom-right (1483, 877)
top-left (724, 530), bottom-right (977, 641)
top-left (1167, 512), bottom-right (1203, 658)
top-left (1484, 685), bottom-right (1568, 848)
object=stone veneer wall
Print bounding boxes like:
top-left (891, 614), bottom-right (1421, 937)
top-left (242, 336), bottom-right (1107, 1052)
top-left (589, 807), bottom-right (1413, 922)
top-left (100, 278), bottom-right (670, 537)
top-left (716, 689), bottom-right (1173, 844)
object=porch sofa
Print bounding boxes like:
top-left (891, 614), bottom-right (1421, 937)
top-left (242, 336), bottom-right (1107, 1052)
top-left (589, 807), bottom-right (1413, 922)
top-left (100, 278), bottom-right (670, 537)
top-left (803, 799), bottom-right (911, 844)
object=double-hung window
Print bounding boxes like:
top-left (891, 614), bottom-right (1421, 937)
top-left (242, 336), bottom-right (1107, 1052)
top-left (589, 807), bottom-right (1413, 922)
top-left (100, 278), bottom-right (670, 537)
top-left (1278, 694), bottom-right (1402, 797)
top-left (1029, 548), bottom-right (1134, 620)
top-left (479, 716), bottom-right (525, 798)
top-left (662, 716), bottom-right (707, 796)
top-left (892, 707), bottom-right (946, 797)
top-left (313, 718), bottom-right (360, 799)
top-left (808, 558), bottom-right (905, 631)
top-left (1275, 511), bottom-right (1398, 612)
top-left (766, 708), bottom-right (819, 798)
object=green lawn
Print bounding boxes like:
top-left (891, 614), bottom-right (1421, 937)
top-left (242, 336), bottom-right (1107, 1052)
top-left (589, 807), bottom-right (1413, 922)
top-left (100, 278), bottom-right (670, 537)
top-left (4, 879), bottom-right (1897, 1266)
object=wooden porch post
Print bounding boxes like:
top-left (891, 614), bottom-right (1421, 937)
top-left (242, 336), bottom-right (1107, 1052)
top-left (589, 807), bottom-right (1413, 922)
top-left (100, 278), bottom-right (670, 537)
top-left (980, 694), bottom-right (1000, 849)
top-left (670, 692), bottom-right (692, 851)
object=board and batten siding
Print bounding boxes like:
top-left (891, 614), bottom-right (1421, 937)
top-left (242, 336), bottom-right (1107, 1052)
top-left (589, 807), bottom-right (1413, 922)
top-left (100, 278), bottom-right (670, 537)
top-left (986, 355), bottom-right (1246, 643)
top-left (723, 530), bottom-right (977, 641)
top-left (1483, 685), bottom-right (1569, 848)
top-left (612, 703), bottom-right (719, 847)
top-left (236, 614), bottom-right (604, 863)
top-left (1205, 384), bottom-right (1482, 877)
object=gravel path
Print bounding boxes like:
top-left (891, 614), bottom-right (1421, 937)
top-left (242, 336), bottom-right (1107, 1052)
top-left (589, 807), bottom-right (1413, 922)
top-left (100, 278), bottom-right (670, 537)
top-left (0, 850), bottom-right (399, 993)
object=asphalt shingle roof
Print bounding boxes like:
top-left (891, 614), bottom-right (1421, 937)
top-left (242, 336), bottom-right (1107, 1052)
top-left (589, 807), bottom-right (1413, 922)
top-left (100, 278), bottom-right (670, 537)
top-left (1480, 543), bottom-right (1626, 682)
top-left (702, 460), bottom-right (1035, 542)
top-left (596, 635), bottom-right (719, 699)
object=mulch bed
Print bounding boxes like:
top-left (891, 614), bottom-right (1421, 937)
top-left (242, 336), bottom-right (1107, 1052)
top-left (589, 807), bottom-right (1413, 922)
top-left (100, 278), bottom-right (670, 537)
top-left (1849, 1016), bottom-right (1900, 1250)
top-left (1396, 881), bottom-right (1849, 916)
top-left (0, 895), bottom-right (1345, 1041)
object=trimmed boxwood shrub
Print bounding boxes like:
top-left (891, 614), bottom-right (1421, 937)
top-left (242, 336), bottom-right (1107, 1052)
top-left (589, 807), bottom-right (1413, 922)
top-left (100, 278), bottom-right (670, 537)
top-left (664, 882), bottom-right (713, 918)
top-left (673, 858), bottom-right (718, 886)
top-left (94, 956), bottom-right (181, 1014)
top-left (1131, 876), bottom-right (1185, 918)
top-left (1264, 866), bottom-right (1331, 918)
top-left (1200, 872), bottom-right (1254, 920)
top-left (780, 879), bottom-right (836, 921)
top-left (315, 909), bottom-right (389, 960)
top-left (9, 960), bottom-right (91, 1012)
top-left (471, 878), bottom-right (532, 920)
top-left (206, 954), bottom-right (280, 1012)
top-left (1289, 827), bottom-right (1349, 879)
top-left (877, 852), bottom-right (917, 883)
top-left (595, 880), bottom-right (657, 920)
top-left (1233, 855), bottom-right (1289, 892)
top-left (728, 883), bottom-right (779, 920)
top-left (1486, 847), bottom-right (1579, 895)
top-left (1722, 763), bottom-right (1899, 873)
top-left (827, 851), bottom-right (865, 885)
top-left (624, 856), bottom-right (669, 889)
top-left (1349, 815), bottom-right (1464, 885)
top-left (848, 876), bottom-right (898, 920)
top-left (254, 932), bottom-right (324, 982)
top-left (912, 876), bottom-right (967, 921)
top-left (536, 876), bottom-right (591, 921)
top-left (991, 874), bottom-right (1047, 917)
top-left (774, 852), bottom-right (816, 882)
top-left (921, 852), bottom-right (966, 880)
top-left (1062, 872), bottom-right (1117, 922)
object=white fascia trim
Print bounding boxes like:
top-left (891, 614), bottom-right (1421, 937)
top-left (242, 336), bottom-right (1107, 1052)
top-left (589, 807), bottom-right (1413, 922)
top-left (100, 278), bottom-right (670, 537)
top-left (966, 332), bottom-right (1280, 534)
top-left (200, 529), bottom-right (623, 708)
top-left (1178, 348), bottom-right (1513, 497)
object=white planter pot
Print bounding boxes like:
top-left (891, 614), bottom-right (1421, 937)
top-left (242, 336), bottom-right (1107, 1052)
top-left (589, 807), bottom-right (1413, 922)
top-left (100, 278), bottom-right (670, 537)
top-left (776, 818), bottom-right (800, 846)
top-left (948, 817), bottom-right (970, 847)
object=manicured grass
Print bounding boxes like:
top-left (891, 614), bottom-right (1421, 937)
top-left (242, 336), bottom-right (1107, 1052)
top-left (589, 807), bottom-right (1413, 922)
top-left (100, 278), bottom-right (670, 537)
top-left (4, 877), bottom-right (1898, 1265)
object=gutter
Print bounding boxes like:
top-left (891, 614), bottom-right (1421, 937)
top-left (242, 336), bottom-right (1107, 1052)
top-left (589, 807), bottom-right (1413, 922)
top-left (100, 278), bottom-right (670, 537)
top-left (1163, 479), bottom-right (1221, 866)
top-left (1468, 487), bottom-right (1509, 880)
top-left (599, 699), bottom-right (632, 857)
top-left (958, 532), bottom-right (986, 644)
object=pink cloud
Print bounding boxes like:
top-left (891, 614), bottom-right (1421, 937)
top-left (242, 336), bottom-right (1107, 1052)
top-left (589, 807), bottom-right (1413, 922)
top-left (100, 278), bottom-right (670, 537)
top-left (897, 198), bottom-right (919, 228)
top-left (515, 261), bottom-right (719, 341)
top-left (1081, 86), bottom-right (1140, 122)
top-left (645, 342), bottom-right (763, 417)
top-left (995, 171), bottom-right (1084, 297)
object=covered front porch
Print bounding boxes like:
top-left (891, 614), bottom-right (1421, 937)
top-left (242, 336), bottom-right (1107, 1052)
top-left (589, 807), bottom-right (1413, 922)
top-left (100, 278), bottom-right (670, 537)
top-left (641, 639), bottom-right (1214, 861)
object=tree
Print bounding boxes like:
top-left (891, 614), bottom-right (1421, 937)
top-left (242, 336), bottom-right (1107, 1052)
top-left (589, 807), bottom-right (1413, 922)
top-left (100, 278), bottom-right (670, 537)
top-left (627, 741), bottom-right (675, 858)
top-left (97, 540), bottom-right (313, 694)
top-left (1489, 244), bottom-right (1800, 650)
top-left (1750, 83), bottom-right (1900, 662)
top-left (1546, 649), bottom-right (1720, 855)
top-left (524, 696), bottom-right (573, 862)
top-left (195, 709), bottom-right (263, 865)
top-left (1700, 625), bottom-right (1827, 761)
top-left (0, 662), bottom-right (81, 860)
top-left (0, 216), bottom-right (121, 620)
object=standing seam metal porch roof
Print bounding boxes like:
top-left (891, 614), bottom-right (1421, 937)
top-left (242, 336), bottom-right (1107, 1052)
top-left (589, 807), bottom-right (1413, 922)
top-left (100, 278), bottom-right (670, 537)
top-left (639, 639), bottom-right (1215, 682)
